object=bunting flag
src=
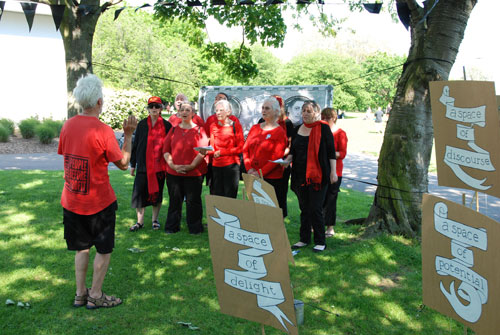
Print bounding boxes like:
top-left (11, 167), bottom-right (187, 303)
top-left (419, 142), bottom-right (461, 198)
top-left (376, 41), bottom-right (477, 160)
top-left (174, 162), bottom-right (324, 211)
top-left (186, 0), bottom-right (202, 5)
top-left (238, 0), bottom-right (254, 4)
top-left (211, 0), bottom-right (227, 5)
top-left (114, 6), bottom-right (126, 20)
top-left (134, 3), bottom-right (151, 11)
top-left (396, 1), bottom-right (411, 30)
top-left (21, 2), bottom-right (37, 32)
top-left (49, 4), bottom-right (65, 31)
top-left (0, 1), bottom-right (5, 23)
top-left (363, 3), bottom-right (382, 14)
top-left (265, 0), bottom-right (284, 4)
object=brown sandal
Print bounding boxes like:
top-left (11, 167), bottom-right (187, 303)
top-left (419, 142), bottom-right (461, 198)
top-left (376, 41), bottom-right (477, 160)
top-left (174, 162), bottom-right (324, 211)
top-left (86, 292), bottom-right (122, 310)
top-left (73, 288), bottom-right (88, 308)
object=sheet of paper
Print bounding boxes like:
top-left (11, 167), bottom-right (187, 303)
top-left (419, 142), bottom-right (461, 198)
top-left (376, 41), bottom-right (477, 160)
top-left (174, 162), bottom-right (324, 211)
top-left (194, 146), bottom-right (214, 151)
top-left (269, 158), bottom-right (286, 164)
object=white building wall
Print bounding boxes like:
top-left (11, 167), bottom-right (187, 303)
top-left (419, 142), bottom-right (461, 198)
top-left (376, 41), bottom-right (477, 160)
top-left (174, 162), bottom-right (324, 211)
top-left (0, 2), bottom-right (67, 124)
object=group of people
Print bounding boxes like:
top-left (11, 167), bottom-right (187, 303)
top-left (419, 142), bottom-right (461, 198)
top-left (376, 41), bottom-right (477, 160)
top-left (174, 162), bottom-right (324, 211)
top-left (58, 74), bottom-right (347, 309)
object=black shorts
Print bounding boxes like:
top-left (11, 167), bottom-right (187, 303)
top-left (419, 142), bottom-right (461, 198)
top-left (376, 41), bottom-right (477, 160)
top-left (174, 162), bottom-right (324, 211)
top-left (63, 201), bottom-right (117, 254)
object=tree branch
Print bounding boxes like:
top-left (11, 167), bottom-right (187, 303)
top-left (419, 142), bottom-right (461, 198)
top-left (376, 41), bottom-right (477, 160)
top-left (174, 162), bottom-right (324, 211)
top-left (100, 0), bottom-right (122, 12)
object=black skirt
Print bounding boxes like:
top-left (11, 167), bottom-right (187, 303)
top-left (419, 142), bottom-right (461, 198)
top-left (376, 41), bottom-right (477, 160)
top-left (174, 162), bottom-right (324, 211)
top-left (131, 171), bottom-right (166, 208)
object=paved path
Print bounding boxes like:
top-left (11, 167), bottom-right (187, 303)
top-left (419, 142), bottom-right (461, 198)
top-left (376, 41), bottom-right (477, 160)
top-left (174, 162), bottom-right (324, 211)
top-left (1, 151), bottom-right (499, 221)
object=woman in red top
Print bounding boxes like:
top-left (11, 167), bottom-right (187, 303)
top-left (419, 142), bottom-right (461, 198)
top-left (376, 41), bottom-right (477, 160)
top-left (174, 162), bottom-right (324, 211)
top-left (163, 102), bottom-right (208, 235)
top-left (168, 93), bottom-right (205, 127)
top-left (321, 108), bottom-right (347, 237)
top-left (243, 97), bottom-right (288, 215)
top-left (200, 99), bottom-right (244, 198)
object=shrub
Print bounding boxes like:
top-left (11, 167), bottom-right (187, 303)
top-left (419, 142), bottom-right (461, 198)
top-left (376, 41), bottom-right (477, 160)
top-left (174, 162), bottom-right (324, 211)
top-left (0, 124), bottom-right (9, 142)
top-left (99, 87), bottom-right (150, 129)
top-left (18, 118), bottom-right (40, 139)
top-left (0, 118), bottom-right (15, 135)
top-left (35, 124), bottom-right (56, 144)
top-left (42, 118), bottom-right (65, 137)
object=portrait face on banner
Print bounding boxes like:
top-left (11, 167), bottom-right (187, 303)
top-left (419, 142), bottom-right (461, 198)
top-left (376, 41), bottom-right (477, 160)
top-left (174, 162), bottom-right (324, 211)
top-left (429, 81), bottom-right (500, 198)
top-left (422, 194), bottom-right (500, 334)
top-left (205, 195), bottom-right (298, 335)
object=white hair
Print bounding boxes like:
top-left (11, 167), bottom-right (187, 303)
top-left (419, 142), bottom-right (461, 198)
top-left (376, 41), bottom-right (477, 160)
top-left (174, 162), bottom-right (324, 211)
top-left (73, 74), bottom-right (103, 110)
top-left (214, 99), bottom-right (232, 113)
top-left (175, 93), bottom-right (188, 102)
top-left (263, 97), bottom-right (280, 118)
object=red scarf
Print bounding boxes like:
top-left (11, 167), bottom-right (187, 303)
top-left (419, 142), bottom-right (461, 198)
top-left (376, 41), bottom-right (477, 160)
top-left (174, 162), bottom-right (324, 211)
top-left (146, 115), bottom-right (166, 202)
top-left (303, 121), bottom-right (327, 190)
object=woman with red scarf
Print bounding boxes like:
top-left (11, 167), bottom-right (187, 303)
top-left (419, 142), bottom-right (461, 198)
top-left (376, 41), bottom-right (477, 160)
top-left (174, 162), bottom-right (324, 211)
top-left (129, 96), bottom-right (172, 231)
top-left (163, 102), bottom-right (209, 235)
top-left (281, 101), bottom-right (337, 253)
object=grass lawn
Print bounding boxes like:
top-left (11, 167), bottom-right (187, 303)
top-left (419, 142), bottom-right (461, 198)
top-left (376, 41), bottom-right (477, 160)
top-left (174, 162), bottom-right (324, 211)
top-left (0, 170), bottom-right (465, 334)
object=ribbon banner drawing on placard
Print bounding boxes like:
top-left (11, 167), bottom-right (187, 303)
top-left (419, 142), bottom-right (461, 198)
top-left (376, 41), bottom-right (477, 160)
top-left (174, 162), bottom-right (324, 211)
top-left (251, 179), bottom-right (277, 207)
top-left (439, 86), bottom-right (495, 190)
top-left (210, 208), bottom-right (294, 331)
top-left (433, 202), bottom-right (488, 323)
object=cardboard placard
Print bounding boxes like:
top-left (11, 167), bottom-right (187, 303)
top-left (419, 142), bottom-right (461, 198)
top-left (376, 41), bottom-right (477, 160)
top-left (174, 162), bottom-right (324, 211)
top-left (242, 173), bottom-right (294, 265)
top-left (430, 81), bottom-right (500, 198)
top-left (206, 195), bottom-right (298, 334)
top-left (422, 194), bottom-right (500, 334)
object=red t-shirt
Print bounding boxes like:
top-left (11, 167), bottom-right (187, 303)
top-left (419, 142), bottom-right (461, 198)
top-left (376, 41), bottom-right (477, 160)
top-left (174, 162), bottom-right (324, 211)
top-left (163, 125), bottom-right (209, 176)
top-left (58, 115), bottom-right (122, 215)
top-left (204, 114), bottom-right (240, 136)
top-left (243, 124), bottom-right (287, 179)
top-left (168, 113), bottom-right (205, 128)
top-left (209, 120), bottom-right (244, 167)
top-left (333, 128), bottom-right (348, 177)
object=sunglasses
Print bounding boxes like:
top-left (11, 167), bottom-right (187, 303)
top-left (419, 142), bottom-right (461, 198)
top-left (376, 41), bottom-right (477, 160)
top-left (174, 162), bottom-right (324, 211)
top-left (148, 103), bottom-right (163, 109)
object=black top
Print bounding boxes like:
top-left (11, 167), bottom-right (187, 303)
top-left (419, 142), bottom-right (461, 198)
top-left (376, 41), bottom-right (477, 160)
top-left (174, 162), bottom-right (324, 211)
top-left (130, 117), bottom-right (172, 172)
top-left (290, 123), bottom-right (335, 190)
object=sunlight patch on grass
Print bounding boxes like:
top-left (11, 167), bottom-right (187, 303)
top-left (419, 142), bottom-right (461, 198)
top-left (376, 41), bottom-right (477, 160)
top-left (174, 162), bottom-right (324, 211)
top-left (16, 179), bottom-right (45, 190)
top-left (169, 294), bottom-right (185, 301)
top-left (171, 258), bottom-right (188, 266)
top-left (199, 296), bottom-right (221, 311)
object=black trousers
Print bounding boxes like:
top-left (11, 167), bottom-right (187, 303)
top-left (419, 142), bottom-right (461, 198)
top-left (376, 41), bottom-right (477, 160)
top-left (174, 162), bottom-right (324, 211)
top-left (264, 177), bottom-right (287, 218)
top-left (165, 174), bottom-right (204, 234)
top-left (212, 163), bottom-right (240, 198)
top-left (294, 184), bottom-right (328, 246)
top-left (323, 176), bottom-right (342, 227)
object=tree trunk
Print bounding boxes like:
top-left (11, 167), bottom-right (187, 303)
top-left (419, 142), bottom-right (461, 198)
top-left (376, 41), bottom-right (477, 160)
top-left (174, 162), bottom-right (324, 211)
top-left (59, 0), bottom-right (101, 118)
top-left (365, 0), bottom-right (477, 237)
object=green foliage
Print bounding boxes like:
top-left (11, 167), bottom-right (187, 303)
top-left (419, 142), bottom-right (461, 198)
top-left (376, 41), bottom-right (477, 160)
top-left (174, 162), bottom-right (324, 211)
top-left (0, 118), bottom-right (15, 135)
top-left (361, 51), bottom-right (405, 109)
top-left (41, 119), bottom-right (64, 137)
top-left (99, 88), bottom-right (150, 129)
top-left (35, 123), bottom-right (56, 144)
top-left (0, 124), bottom-right (9, 142)
top-left (18, 118), bottom-right (40, 139)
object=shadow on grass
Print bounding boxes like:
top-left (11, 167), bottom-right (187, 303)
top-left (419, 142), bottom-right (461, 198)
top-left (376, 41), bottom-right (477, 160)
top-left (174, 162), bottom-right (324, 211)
top-left (0, 171), bottom-right (464, 335)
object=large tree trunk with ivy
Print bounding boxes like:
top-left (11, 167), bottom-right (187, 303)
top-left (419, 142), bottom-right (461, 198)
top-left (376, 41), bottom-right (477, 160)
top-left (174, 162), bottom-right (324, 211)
top-left (364, 0), bottom-right (477, 237)
top-left (59, 0), bottom-right (102, 118)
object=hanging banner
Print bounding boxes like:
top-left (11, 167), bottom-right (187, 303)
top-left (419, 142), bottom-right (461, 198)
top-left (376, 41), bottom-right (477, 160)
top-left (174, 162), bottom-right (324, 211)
top-left (422, 194), bottom-right (500, 334)
top-left (20, 2), bottom-right (37, 32)
top-left (49, 4), bottom-right (65, 31)
top-left (430, 81), bottom-right (500, 198)
top-left (206, 193), bottom-right (297, 335)
top-left (0, 1), bottom-right (6, 22)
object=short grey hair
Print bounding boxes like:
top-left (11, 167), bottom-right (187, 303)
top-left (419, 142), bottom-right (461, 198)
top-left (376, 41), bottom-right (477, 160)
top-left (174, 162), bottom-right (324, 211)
top-left (263, 97), bottom-right (281, 118)
top-left (175, 93), bottom-right (188, 102)
top-left (214, 99), bottom-right (232, 114)
top-left (73, 74), bottom-right (103, 110)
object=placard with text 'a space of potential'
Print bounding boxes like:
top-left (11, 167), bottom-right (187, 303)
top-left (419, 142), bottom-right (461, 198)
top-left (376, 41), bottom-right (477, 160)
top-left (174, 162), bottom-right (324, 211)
top-left (430, 81), bottom-right (500, 198)
top-left (205, 194), bottom-right (297, 335)
top-left (422, 194), bottom-right (500, 335)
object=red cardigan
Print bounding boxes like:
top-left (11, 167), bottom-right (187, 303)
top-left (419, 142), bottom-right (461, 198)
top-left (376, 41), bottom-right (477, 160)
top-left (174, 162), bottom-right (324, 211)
top-left (243, 124), bottom-right (287, 179)
top-left (333, 128), bottom-right (348, 177)
top-left (209, 121), bottom-right (244, 167)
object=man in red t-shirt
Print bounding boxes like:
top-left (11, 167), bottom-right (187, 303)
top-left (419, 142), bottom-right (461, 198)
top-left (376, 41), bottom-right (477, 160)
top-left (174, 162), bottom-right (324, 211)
top-left (58, 74), bottom-right (137, 309)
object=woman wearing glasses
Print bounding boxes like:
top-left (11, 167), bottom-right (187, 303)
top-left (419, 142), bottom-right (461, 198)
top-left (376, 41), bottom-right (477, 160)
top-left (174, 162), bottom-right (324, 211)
top-left (129, 96), bottom-right (172, 232)
top-left (280, 101), bottom-right (337, 253)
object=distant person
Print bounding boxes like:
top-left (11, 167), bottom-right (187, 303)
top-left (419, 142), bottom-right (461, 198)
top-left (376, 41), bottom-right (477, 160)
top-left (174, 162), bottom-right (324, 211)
top-left (243, 97), bottom-right (288, 216)
top-left (58, 74), bottom-right (137, 309)
top-left (363, 107), bottom-right (372, 120)
top-left (321, 108), bottom-right (347, 238)
top-left (168, 93), bottom-right (204, 127)
top-left (200, 99), bottom-right (244, 198)
top-left (337, 110), bottom-right (345, 119)
top-left (129, 96), bottom-right (172, 232)
top-left (374, 108), bottom-right (384, 133)
top-left (163, 102), bottom-right (208, 235)
top-left (280, 100), bottom-right (337, 253)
